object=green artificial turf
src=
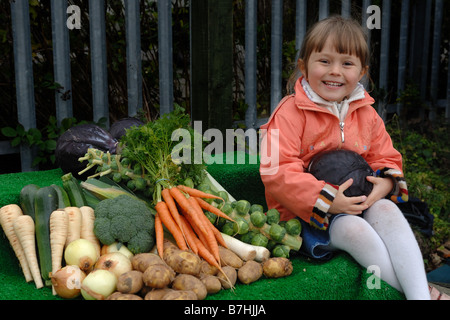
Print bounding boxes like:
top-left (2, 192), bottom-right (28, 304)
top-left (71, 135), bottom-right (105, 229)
top-left (0, 153), bottom-right (405, 300)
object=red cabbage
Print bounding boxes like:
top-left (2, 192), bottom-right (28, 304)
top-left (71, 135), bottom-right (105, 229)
top-left (55, 124), bottom-right (118, 179)
top-left (109, 117), bottom-right (144, 140)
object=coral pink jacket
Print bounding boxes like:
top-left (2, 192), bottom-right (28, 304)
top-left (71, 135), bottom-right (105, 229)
top-left (259, 78), bottom-right (408, 230)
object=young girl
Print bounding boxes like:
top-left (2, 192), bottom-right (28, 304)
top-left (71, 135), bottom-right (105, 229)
top-left (259, 16), bottom-right (430, 300)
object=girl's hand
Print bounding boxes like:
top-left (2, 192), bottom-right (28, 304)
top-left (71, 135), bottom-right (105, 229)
top-left (328, 178), bottom-right (369, 215)
top-left (361, 176), bottom-right (394, 208)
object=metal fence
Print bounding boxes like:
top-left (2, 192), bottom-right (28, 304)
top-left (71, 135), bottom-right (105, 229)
top-left (2, 0), bottom-right (449, 172)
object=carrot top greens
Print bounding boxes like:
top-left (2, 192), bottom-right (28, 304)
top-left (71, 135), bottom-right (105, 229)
top-left (78, 106), bottom-right (206, 203)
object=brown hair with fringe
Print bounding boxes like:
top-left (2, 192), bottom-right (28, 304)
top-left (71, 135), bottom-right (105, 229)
top-left (287, 15), bottom-right (370, 94)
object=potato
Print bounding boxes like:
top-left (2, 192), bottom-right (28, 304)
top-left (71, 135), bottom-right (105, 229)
top-left (238, 260), bottom-right (263, 284)
top-left (144, 288), bottom-right (174, 300)
top-left (163, 239), bottom-right (178, 250)
top-left (199, 259), bottom-right (218, 276)
top-left (117, 270), bottom-right (144, 294)
top-left (139, 285), bottom-right (152, 297)
top-left (143, 263), bottom-right (175, 288)
top-left (262, 257), bottom-right (293, 278)
top-left (163, 290), bottom-right (198, 300)
top-left (164, 248), bottom-right (202, 276)
top-left (131, 252), bottom-right (164, 272)
top-left (107, 292), bottom-right (143, 300)
top-left (171, 274), bottom-right (208, 300)
top-left (219, 246), bottom-right (244, 268)
top-left (200, 275), bottom-right (222, 294)
top-left (217, 265), bottom-right (237, 289)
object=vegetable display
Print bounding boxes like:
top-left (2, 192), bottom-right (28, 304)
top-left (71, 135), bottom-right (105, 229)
top-left (0, 107), bottom-right (303, 300)
top-left (1, 179), bottom-right (296, 300)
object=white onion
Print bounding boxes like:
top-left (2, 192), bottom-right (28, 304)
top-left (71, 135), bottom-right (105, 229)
top-left (81, 269), bottom-right (117, 300)
top-left (95, 252), bottom-right (132, 278)
top-left (64, 239), bottom-right (99, 273)
top-left (101, 242), bottom-right (134, 260)
top-left (51, 265), bottom-right (86, 299)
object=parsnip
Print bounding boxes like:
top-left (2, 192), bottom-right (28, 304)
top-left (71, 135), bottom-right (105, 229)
top-left (80, 206), bottom-right (101, 257)
top-left (49, 210), bottom-right (68, 295)
top-left (64, 207), bottom-right (82, 247)
top-left (13, 215), bottom-right (44, 289)
top-left (0, 204), bottom-right (33, 282)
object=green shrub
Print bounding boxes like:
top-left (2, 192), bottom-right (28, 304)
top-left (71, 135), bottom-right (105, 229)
top-left (386, 115), bottom-right (449, 267)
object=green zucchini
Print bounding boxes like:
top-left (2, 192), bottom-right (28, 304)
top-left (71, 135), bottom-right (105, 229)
top-left (50, 184), bottom-right (71, 209)
top-left (62, 172), bottom-right (87, 207)
top-left (19, 184), bottom-right (40, 221)
top-left (34, 186), bottom-right (59, 286)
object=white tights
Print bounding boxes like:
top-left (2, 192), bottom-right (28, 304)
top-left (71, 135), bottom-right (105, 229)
top-left (328, 199), bottom-right (430, 300)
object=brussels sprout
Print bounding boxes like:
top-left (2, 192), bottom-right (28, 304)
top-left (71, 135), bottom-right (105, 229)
top-left (266, 239), bottom-right (277, 251)
top-left (101, 153), bottom-right (109, 162)
top-left (216, 216), bottom-right (227, 229)
top-left (235, 200), bottom-right (251, 216)
top-left (240, 231), bottom-right (254, 244)
top-left (250, 204), bottom-right (264, 213)
top-left (221, 221), bottom-right (235, 236)
top-left (215, 190), bottom-right (229, 204)
top-left (269, 224), bottom-right (286, 242)
top-left (251, 233), bottom-right (269, 247)
top-left (220, 202), bottom-right (234, 216)
top-left (110, 159), bottom-right (119, 171)
top-left (250, 211), bottom-right (267, 228)
top-left (133, 164), bottom-right (142, 175)
top-left (233, 217), bottom-right (249, 235)
top-left (272, 245), bottom-right (290, 258)
top-left (120, 168), bottom-right (132, 181)
top-left (120, 157), bottom-right (130, 166)
top-left (134, 177), bottom-right (147, 190)
top-left (266, 208), bottom-right (280, 225)
top-left (112, 172), bottom-right (122, 183)
top-left (143, 186), bottom-right (153, 198)
top-left (127, 180), bottom-right (136, 190)
top-left (205, 210), bottom-right (216, 224)
top-left (197, 183), bottom-right (212, 193)
top-left (101, 163), bottom-right (111, 173)
top-left (285, 218), bottom-right (302, 236)
top-left (183, 177), bottom-right (195, 188)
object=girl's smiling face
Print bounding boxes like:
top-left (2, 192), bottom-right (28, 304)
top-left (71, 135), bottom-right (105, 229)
top-left (300, 37), bottom-right (367, 102)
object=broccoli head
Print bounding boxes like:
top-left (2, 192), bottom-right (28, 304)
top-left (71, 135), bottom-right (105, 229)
top-left (127, 230), bottom-right (155, 254)
top-left (93, 194), bottom-right (155, 254)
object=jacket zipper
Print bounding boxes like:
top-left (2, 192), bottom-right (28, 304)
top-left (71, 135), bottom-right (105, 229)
top-left (339, 121), bottom-right (345, 144)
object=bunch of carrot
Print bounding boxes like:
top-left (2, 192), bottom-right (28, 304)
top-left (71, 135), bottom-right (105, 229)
top-left (154, 185), bottom-right (234, 271)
